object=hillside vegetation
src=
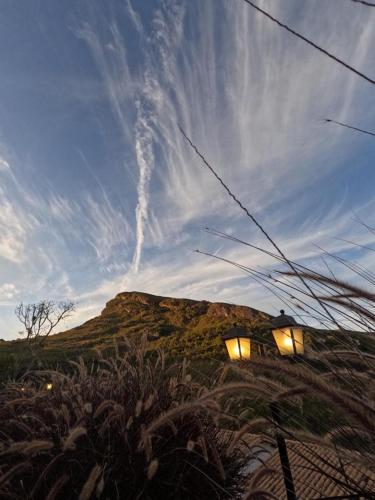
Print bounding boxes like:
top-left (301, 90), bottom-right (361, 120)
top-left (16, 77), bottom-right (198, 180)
top-left (2, 291), bottom-right (375, 381)
top-left (0, 292), bottom-right (270, 378)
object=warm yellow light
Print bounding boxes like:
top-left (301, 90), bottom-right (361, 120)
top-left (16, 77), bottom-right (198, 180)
top-left (233, 343), bottom-right (240, 357)
top-left (224, 337), bottom-right (251, 361)
top-left (272, 327), bottom-right (304, 356)
top-left (46, 383), bottom-right (53, 391)
top-left (284, 337), bottom-right (293, 347)
top-left (239, 338), bottom-right (251, 359)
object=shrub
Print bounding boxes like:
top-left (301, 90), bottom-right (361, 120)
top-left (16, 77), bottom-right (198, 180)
top-left (0, 339), bottom-right (247, 499)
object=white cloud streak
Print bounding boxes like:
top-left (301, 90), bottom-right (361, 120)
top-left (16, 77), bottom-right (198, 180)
top-left (0, 0), bottom-right (375, 338)
top-left (132, 104), bottom-right (154, 272)
top-left (0, 157), bottom-right (10, 170)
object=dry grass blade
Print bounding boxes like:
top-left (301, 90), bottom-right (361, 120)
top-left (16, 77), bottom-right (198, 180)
top-left (63, 427), bottom-right (87, 451)
top-left (0, 341), bottom-right (248, 498)
top-left (46, 474), bottom-right (69, 500)
top-left (144, 400), bottom-right (216, 437)
top-left (180, 126), bottom-right (343, 331)
top-left (0, 463), bottom-right (30, 488)
top-left (145, 382), bottom-right (271, 437)
top-left (247, 466), bottom-right (276, 491)
top-left (275, 385), bottom-right (310, 401)
top-left (226, 418), bottom-right (270, 456)
top-left (238, 0), bottom-right (375, 85)
top-left (251, 359), bottom-right (375, 433)
top-left (23, 440), bottom-right (53, 455)
top-left (93, 400), bottom-right (117, 419)
top-left (244, 488), bottom-right (279, 500)
top-left (324, 425), bottom-right (374, 443)
top-left (147, 459), bottom-right (159, 480)
top-left (79, 464), bottom-right (102, 500)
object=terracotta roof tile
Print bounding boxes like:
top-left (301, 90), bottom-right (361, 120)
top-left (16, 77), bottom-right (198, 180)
top-left (249, 438), bottom-right (375, 499)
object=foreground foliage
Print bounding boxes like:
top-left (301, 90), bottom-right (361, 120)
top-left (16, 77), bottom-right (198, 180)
top-left (0, 340), bottom-right (247, 500)
top-left (2, 275), bottom-right (375, 498)
top-left (2, 333), bottom-right (375, 499)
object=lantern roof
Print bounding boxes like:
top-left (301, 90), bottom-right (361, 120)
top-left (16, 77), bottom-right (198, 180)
top-left (271, 310), bottom-right (298, 329)
top-left (222, 325), bottom-right (252, 341)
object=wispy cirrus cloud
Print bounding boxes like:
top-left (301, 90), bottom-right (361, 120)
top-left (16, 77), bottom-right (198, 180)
top-left (0, 190), bottom-right (33, 264)
top-left (132, 104), bottom-right (154, 272)
top-left (0, 0), bottom-right (374, 339)
top-left (0, 158), bottom-right (10, 170)
top-left (0, 283), bottom-right (18, 301)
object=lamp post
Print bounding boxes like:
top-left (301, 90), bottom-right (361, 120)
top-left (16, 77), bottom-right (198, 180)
top-left (222, 322), bottom-right (297, 500)
top-left (269, 401), bottom-right (297, 500)
top-left (271, 310), bottom-right (304, 357)
top-left (222, 325), bottom-right (252, 361)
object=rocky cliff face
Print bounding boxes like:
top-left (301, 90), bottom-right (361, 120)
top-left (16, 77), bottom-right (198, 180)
top-left (48, 291), bottom-right (271, 357)
top-left (103, 291), bottom-right (267, 320)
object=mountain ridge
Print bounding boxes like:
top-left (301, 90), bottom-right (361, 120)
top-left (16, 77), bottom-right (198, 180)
top-left (46, 291), bottom-right (272, 358)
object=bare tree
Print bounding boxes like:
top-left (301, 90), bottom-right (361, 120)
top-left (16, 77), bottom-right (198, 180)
top-left (15, 300), bottom-right (75, 345)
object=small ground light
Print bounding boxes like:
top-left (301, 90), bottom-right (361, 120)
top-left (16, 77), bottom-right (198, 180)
top-left (46, 383), bottom-right (53, 391)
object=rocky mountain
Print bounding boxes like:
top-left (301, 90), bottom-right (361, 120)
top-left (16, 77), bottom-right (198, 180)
top-left (46, 291), bottom-right (271, 359)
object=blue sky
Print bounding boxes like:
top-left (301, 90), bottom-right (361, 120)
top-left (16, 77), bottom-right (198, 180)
top-left (1, 0), bottom-right (375, 339)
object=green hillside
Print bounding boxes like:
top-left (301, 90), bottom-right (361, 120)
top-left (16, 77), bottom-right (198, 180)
top-left (47, 291), bottom-right (273, 359)
top-left (2, 291), bottom-right (375, 381)
top-left (0, 291), bottom-right (271, 378)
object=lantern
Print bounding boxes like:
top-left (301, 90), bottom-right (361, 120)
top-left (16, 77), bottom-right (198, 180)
top-left (271, 310), bottom-right (304, 356)
top-left (46, 383), bottom-right (53, 391)
top-left (222, 326), bottom-right (251, 361)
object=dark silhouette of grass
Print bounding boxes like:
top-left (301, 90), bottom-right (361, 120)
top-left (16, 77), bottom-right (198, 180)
top-left (0, 340), bottom-right (248, 499)
top-left (351, 0), bottom-right (375, 6)
top-left (237, 0), bottom-right (375, 85)
top-left (181, 111), bottom-right (375, 497)
top-left (179, 127), bottom-right (344, 332)
top-left (324, 119), bottom-right (375, 138)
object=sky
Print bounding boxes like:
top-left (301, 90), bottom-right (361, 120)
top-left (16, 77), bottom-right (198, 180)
top-left (0, 0), bottom-right (375, 340)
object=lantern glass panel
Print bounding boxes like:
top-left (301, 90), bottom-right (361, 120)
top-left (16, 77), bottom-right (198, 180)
top-left (239, 337), bottom-right (251, 360)
top-left (224, 337), bottom-right (251, 361)
top-left (272, 327), bottom-right (304, 355)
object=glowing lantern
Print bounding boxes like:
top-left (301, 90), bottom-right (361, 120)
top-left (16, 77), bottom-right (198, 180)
top-left (46, 383), bottom-right (53, 391)
top-left (222, 326), bottom-right (252, 361)
top-left (271, 310), bottom-right (304, 356)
